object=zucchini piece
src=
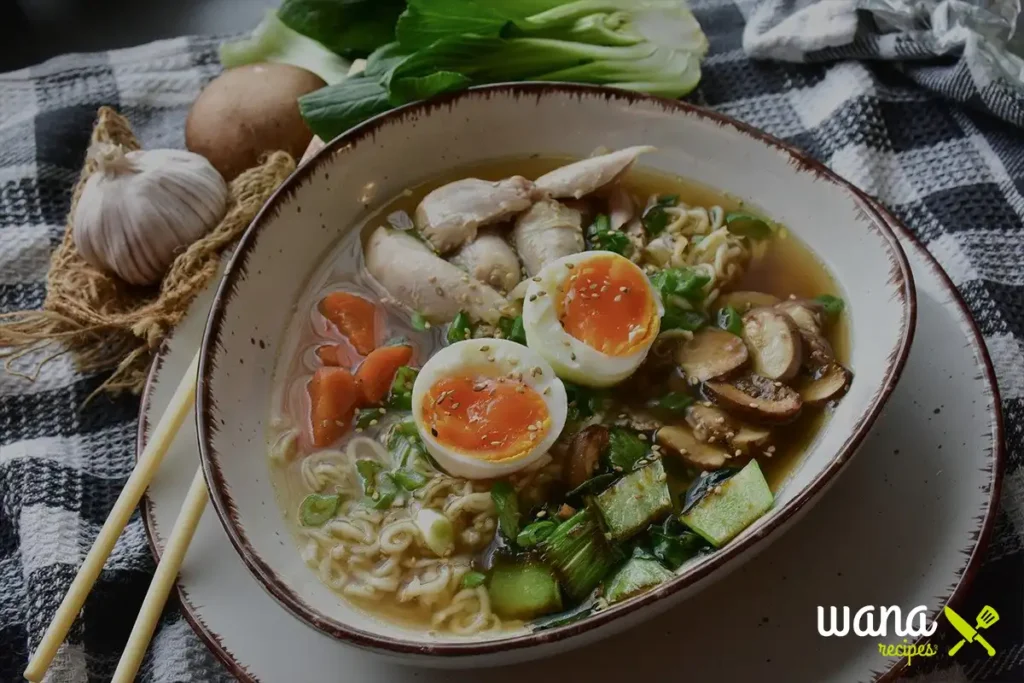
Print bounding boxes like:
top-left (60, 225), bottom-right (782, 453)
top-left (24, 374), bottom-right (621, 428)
top-left (540, 509), bottom-right (623, 602)
top-left (488, 562), bottom-right (563, 620)
top-left (605, 557), bottom-right (675, 604)
top-left (596, 458), bottom-right (672, 542)
top-left (680, 460), bottom-right (773, 547)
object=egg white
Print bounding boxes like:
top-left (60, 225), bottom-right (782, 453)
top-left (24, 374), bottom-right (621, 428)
top-left (411, 338), bottom-right (568, 479)
top-left (521, 251), bottom-right (664, 387)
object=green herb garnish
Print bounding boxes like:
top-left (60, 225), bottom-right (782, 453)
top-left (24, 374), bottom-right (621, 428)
top-left (606, 427), bottom-right (648, 472)
top-left (386, 365), bottom-right (418, 410)
top-left (355, 407), bottom-right (382, 430)
top-left (461, 571), bottom-right (488, 589)
top-left (299, 493), bottom-right (340, 527)
top-left (516, 520), bottom-right (558, 548)
top-left (651, 392), bottom-right (694, 414)
top-left (490, 481), bottom-right (521, 543)
top-left (815, 294), bottom-right (845, 317)
top-left (411, 311), bottom-right (430, 331)
top-left (447, 310), bottom-right (473, 343)
top-left (717, 305), bottom-right (743, 336)
top-left (586, 214), bottom-right (632, 256)
top-left (393, 468), bottom-right (429, 491)
top-left (661, 307), bottom-right (707, 332)
top-left (725, 211), bottom-right (772, 239)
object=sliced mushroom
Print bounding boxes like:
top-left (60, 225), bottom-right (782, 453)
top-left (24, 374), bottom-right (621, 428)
top-left (799, 363), bottom-right (853, 406)
top-left (656, 425), bottom-right (729, 470)
top-left (512, 198), bottom-right (584, 276)
top-left (606, 184), bottom-right (635, 230)
top-left (775, 299), bottom-right (825, 336)
top-left (705, 374), bottom-right (803, 424)
top-left (625, 217), bottom-right (647, 263)
top-left (730, 424), bottom-right (772, 454)
top-left (566, 425), bottom-right (609, 490)
top-left (414, 176), bottom-right (536, 253)
top-left (714, 291), bottom-right (781, 314)
top-left (364, 227), bottom-right (511, 324)
top-left (675, 328), bottom-right (749, 382)
top-left (449, 227), bottom-right (523, 294)
top-left (685, 403), bottom-right (735, 444)
top-left (535, 146), bottom-right (656, 199)
top-left (741, 308), bottom-right (802, 382)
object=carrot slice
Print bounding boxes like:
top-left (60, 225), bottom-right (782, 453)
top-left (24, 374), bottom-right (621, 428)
top-left (308, 367), bottom-right (359, 447)
top-left (315, 344), bottom-right (352, 368)
top-left (355, 345), bottom-right (414, 405)
top-left (318, 292), bottom-right (378, 355)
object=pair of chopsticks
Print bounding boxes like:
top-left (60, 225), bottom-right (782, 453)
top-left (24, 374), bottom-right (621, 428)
top-left (24, 351), bottom-right (208, 683)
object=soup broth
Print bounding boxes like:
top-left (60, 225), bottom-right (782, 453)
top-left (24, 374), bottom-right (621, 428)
top-left (268, 154), bottom-right (850, 634)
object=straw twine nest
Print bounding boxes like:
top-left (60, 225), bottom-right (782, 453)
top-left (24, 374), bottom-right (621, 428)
top-left (0, 107), bottom-right (296, 399)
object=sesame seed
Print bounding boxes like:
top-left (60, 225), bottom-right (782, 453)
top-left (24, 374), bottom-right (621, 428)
top-left (638, 433), bottom-right (648, 441)
top-left (536, 510), bottom-right (547, 517)
top-left (735, 449), bottom-right (742, 456)
top-left (748, 402), bottom-right (758, 408)
top-left (490, 440), bottom-right (501, 446)
top-left (355, 427), bottom-right (364, 433)
top-left (614, 295), bottom-right (622, 302)
top-left (566, 263), bottom-right (574, 269)
top-left (480, 345), bottom-right (490, 352)
top-left (428, 276), bottom-right (438, 284)
top-left (619, 286), bottom-right (628, 293)
top-left (516, 385), bottom-right (526, 393)
top-left (589, 283), bottom-right (598, 290)
top-left (487, 356), bottom-right (496, 362)
top-left (425, 321), bottom-right (432, 328)
top-left (529, 295), bottom-right (537, 302)
top-left (452, 403), bottom-right (460, 409)
top-left (527, 424), bottom-right (537, 431)
top-left (378, 407), bottom-right (387, 414)
top-left (537, 291), bottom-right (547, 297)
top-left (570, 352), bottom-right (577, 361)
top-left (713, 485), bottom-right (722, 495)
top-left (543, 387), bottom-right (551, 395)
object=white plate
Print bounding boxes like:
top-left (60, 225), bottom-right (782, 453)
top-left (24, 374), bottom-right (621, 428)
top-left (139, 216), bottom-right (1002, 682)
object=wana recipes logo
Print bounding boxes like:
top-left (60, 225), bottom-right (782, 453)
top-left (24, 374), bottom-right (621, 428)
top-left (817, 604), bottom-right (999, 665)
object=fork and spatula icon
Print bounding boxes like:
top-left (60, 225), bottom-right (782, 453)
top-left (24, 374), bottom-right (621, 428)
top-left (944, 605), bottom-right (999, 656)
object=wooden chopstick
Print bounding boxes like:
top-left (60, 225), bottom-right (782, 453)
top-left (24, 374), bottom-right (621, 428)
top-left (111, 467), bottom-right (209, 682)
top-left (24, 350), bottom-right (200, 683)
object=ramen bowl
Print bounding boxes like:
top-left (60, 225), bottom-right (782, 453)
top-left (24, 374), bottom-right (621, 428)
top-left (198, 83), bottom-right (915, 666)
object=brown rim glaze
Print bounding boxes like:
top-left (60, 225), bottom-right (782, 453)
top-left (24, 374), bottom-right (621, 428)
top-left (186, 83), bottom-right (934, 665)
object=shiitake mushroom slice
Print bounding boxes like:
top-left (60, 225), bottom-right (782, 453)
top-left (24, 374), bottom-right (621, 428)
top-left (715, 291), bottom-right (782, 314)
top-left (656, 425), bottom-right (730, 470)
top-left (799, 363), bottom-right (853, 406)
top-left (741, 308), bottom-right (802, 382)
top-left (675, 328), bottom-right (749, 382)
top-left (685, 403), bottom-right (735, 444)
top-left (565, 425), bottom-right (609, 490)
top-left (705, 374), bottom-right (803, 424)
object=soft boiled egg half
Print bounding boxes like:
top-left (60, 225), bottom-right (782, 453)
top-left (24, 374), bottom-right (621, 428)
top-left (411, 338), bottom-right (568, 479)
top-left (522, 251), bottom-right (664, 387)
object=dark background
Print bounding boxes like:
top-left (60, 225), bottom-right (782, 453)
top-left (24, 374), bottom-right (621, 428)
top-left (0, 0), bottom-right (265, 71)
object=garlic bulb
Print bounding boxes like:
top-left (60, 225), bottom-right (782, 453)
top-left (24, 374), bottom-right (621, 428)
top-left (73, 143), bottom-right (228, 286)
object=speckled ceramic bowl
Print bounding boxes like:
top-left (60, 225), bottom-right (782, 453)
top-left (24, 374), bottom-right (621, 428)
top-left (197, 83), bottom-right (915, 667)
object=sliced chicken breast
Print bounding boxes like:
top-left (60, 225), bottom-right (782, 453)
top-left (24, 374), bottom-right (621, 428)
top-left (414, 176), bottom-right (536, 253)
top-left (512, 199), bottom-right (584, 276)
top-left (364, 227), bottom-right (510, 324)
top-left (534, 146), bottom-right (656, 199)
top-left (449, 227), bottom-right (523, 294)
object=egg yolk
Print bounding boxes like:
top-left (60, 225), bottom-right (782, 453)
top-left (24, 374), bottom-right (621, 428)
top-left (557, 254), bottom-right (658, 356)
top-left (421, 375), bottom-right (550, 462)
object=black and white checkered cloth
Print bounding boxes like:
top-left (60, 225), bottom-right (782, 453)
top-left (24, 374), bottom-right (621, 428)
top-left (1, 2), bottom-right (1022, 679)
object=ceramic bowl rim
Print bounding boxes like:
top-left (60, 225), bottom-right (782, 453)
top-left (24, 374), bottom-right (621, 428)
top-left (195, 82), bottom-right (918, 659)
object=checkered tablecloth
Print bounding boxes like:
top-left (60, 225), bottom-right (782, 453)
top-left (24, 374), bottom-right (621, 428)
top-left (0, 3), bottom-right (1022, 680)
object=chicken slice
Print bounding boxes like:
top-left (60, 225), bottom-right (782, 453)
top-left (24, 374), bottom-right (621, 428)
top-left (364, 227), bottom-right (510, 324)
top-left (414, 176), bottom-right (536, 254)
top-left (449, 227), bottom-right (523, 294)
top-left (512, 199), bottom-right (584, 276)
top-left (534, 146), bottom-right (656, 199)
